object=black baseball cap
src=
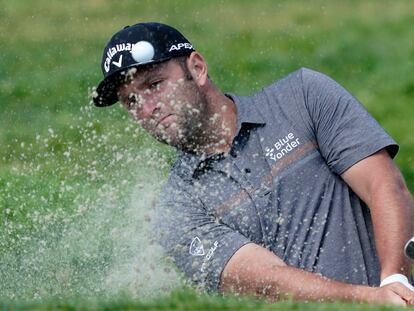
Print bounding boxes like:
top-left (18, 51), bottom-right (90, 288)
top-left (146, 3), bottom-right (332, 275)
top-left (93, 22), bottom-right (195, 107)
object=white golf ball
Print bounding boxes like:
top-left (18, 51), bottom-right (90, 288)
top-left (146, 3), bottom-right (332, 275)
top-left (131, 41), bottom-right (155, 63)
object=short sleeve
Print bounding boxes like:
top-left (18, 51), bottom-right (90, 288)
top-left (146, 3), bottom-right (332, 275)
top-left (153, 175), bottom-right (251, 292)
top-left (300, 68), bottom-right (399, 175)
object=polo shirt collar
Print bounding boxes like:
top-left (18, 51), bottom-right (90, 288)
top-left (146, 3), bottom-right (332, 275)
top-left (175, 93), bottom-right (266, 178)
top-left (227, 93), bottom-right (266, 133)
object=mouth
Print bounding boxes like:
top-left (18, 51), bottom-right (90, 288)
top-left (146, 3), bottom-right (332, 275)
top-left (155, 114), bottom-right (174, 128)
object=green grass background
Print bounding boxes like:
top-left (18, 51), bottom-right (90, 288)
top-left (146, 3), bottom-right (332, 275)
top-left (1, 0), bottom-right (414, 309)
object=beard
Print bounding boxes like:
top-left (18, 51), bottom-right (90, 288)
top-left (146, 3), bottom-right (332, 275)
top-left (151, 78), bottom-right (211, 153)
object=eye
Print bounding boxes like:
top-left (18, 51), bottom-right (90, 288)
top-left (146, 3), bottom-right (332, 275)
top-left (149, 80), bottom-right (162, 90)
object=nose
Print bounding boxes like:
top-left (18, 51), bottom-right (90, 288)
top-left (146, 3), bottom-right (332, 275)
top-left (141, 101), bottom-right (159, 117)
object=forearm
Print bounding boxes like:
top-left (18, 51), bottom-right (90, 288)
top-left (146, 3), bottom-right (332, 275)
top-left (252, 265), bottom-right (369, 303)
top-left (370, 173), bottom-right (414, 279)
top-left (220, 243), bottom-right (371, 303)
top-left (341, 149), bottom-right (414, 280)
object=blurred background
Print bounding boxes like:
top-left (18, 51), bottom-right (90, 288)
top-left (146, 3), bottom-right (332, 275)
top-left (0, 0), bottom-right (413, 307)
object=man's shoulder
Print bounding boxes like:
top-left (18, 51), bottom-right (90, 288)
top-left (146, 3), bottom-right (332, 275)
top-left (234, 68), bottom-right (331, 134)
top-left (245, 67), bottom-right (335, 110)
top-left (242, 67), bottom-right (313, 108)
top-left (232, 68), bottom-right (325, 105)
top-left (261, 67), bottom-right (324, 92)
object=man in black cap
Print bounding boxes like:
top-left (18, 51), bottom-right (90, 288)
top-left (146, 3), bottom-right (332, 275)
top-left (93, 22), bottom-right (414, 305)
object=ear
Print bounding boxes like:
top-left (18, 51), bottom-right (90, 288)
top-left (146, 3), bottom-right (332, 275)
top-left (187, 52), bottom-right (208, 87)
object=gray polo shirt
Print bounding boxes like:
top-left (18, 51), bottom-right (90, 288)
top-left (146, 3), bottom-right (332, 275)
top-left (154, 68), bottom-right (398, 292)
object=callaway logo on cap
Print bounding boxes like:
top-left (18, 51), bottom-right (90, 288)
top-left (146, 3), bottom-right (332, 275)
top-left (93, 22), bottom-right (195, 107)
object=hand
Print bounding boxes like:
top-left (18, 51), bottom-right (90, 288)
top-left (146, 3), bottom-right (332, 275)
top-left (366, 283), bottom-right (414, 306)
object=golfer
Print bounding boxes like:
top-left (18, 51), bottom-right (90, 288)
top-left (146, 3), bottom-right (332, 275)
top-left (93, 22), bottom-right (414, 305)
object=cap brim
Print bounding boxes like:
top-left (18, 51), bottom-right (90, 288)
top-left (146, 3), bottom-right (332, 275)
top-left (93, 63), bottom-right (149, 107)
top-left (93, 73), bottom-right (121, 107)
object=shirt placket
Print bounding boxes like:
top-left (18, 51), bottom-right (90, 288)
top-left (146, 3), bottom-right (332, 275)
top-left (227, 148), bottom-right (274, 247)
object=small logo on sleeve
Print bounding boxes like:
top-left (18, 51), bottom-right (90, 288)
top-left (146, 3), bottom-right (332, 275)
top-left (200, 241), bottom-right (219, 273)
top-left (189, 237), bottom-right (205, 256)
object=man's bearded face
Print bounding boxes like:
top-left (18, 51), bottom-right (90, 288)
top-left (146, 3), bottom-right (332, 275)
top-left (118, 59), bottom-right (209, 150)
